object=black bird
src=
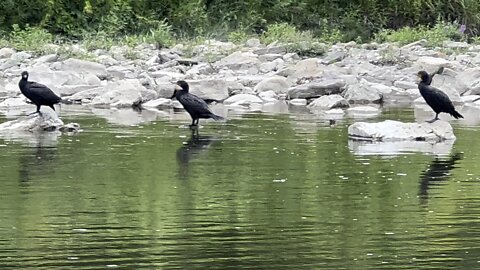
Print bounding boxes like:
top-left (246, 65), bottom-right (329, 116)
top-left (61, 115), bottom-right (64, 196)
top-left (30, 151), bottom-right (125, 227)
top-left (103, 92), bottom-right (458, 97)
top-left (18, 71), bottom-right (61, 116)
top-left (417, 70), bottom-right (463, 123)
top-left (424, 66), bottom-right (444, 85)
top-left (171, 80), bottom-right (224, 127)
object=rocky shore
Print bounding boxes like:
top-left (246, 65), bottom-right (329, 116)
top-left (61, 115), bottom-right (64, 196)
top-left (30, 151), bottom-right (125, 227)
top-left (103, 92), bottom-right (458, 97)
top-left (0, 38), bottom-right (479, 128)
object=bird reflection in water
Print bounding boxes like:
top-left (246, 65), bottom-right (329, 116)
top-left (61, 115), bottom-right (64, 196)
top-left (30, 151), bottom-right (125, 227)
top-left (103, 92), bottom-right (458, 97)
top-left (176, 129), bottom-right (217, 180)
top-left (419, 152), bottom-right (463, 204)
top-left (19, 145), bottom-right (58, 184)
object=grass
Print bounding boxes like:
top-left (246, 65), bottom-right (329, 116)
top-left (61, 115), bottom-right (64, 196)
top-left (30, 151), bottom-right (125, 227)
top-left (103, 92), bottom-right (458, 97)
top-left (0, 21), bottom-right (474, 63)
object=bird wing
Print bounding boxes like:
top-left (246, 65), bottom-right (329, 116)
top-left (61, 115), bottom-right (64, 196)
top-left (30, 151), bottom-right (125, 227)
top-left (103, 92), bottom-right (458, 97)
top-left (424, 85), bottom-right (455, 111)
top-left (28, 81), bottom-right (61, 103)
top-left (179, 94), bottom-right (213, 114)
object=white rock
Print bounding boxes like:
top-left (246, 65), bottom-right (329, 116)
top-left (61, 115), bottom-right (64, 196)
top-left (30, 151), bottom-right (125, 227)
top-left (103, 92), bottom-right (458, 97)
top-left (11, 52), bottom-right (32, 61)
top-left (344, 80), bottom-right (383, 104)
top-left (56, 58), bottom-right (108, 78)
top-left (0, 97), bottom-right (29, 107)
top-left (97, 55), bottom-right (118, 66)
top-left (224, 94), bottom-right (263, 106)
top-left (347, 106), bottom-right (381, 118)
top-left (142, 98), bottom-right (173, 108)
top-left (188, 79), bottom-right (230, 100)
top-left (457, 68), bottom-right (480, 95)
top-left (146, 55), bottom-right (160, 66)
top-left (415, 56), bottom-right (452, 73)
top-left (287, 79), bottom-right (345, 99)
top-left (258, 90), bottom-right (279, 102)
top-left (287, 58), bottom-right (324, 81)
top-left (245, 38), bottom-right (261, 48)
top-left (35, 54), bottom-right (58, 64)
top-left (0, 109), bottom-right (63, 132)
top-left (254, 76), bottom-right (289, 94)
top-left (214, 51), bottom-right (260, 71)
top-left (394, 80), bottom-right (417, 90)
top-left (461, 95), bottom-right (480, 103)
top-left (349, 139), bottom-right (454, 156)
top-left (308, 94), bottom-right (349, 110)
top-left (348, 120), bottom-right (456, 141)
top-left (289, 99), bottom-right (307, 106)
top-left (91, 80), bottom-right (145, 108)
top-left (0, 48), bottom-right (15, 59)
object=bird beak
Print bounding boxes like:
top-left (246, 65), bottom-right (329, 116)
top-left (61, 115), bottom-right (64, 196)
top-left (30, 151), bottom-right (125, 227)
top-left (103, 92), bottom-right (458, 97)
top-left (174, 84), bottom-right (182, 91)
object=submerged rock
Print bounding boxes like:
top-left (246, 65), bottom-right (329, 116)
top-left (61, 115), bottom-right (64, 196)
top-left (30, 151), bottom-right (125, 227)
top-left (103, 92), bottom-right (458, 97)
top-left (348, 120), bottom-right (456, 142)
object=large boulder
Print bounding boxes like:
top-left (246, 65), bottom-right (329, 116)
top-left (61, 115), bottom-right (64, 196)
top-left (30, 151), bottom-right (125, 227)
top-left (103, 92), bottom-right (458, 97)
top-left (287, 79), bottom-right (345, 99)
top-left (254, 76), bottom-right (289, 94)
top-left (414, 56), bottom-right (452, 74)
top-left (286, 58), bottom-right (324, 81)
top-left (0, 109), bottom-right (64, 132)
top-left (348, 120), bottom-right (456, 142)
top-left (91, 79), bottom-right (154, 108)
top-left (214, 51), bottom-right (260, 72)
top-left (224, 94), bottom-right (263, 106)
top-left (456, 68), bottom-right (480, 95)
top-left (187, 79), bottom-right (230, 100)
top-left (27, 70), bottom-right (102, 97)
top-left (344, 80), bottom-right (383, 104)
top-left (307, 94), bottom-right (349, 110)
top-left (53, 58), bottom-right (108, 78)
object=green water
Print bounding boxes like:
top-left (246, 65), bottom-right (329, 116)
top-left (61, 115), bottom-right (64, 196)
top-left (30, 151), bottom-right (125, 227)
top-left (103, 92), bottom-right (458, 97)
top-left (0, 106), bottom-right (480, 269)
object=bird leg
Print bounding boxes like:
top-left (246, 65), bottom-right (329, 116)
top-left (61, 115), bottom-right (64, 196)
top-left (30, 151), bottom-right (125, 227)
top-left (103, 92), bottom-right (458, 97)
top-left (189, 119), bottom-right (197, 129)
top-left (427, 114), bottom-right (439, 123)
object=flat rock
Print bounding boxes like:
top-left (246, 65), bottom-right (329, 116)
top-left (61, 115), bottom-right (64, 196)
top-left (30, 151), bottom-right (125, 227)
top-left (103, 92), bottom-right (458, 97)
top-left (287, 79), bottom-right (345, 99)
top-left (307, 94), bottom-right (349, 110)
top-left (344, 80), bottom-right (383, 104)
top-left (142, 98), bottom-right (173, 109)
top-left (414, 56), bottom-right (452, 74)
top-left (188, 79), bottom-right (230, 100)
top-left (55, 58), bottom-right (108, 78)
top-left (214, 51), bottom-right (260, 71)
top-left (224, 94), bottom-right (263, 106)
top-left (254, 76), bottom-right (289, 94)
top-left (91, 80), bottom-right (146, 108)
top-left (258, 90), bottom-right (279, 102)
top-left (348, 120), bottom-right (456, 142)
top-left (0, 109), bottom-right (64, 132)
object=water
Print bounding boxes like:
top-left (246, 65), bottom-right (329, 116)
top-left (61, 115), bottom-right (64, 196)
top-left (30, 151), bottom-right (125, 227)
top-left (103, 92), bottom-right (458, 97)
top-left (1, 105), bottom-right (480, 269)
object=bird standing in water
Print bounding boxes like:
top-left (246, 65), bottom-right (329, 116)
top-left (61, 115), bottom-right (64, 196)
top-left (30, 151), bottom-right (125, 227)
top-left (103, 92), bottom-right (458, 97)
top-left (171, 80), bottom-right (224, 127)
top-left (18, 71), bottom-right (61, 116)
top-left (417, 70), bottom-right (463, 123)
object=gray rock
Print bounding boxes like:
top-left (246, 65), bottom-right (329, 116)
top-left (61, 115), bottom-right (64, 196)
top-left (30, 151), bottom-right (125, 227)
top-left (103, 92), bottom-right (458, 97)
top-left (307, 94), bottom-right (349, 110)
top-left (287, 79), bottom-right (345, 99)
top-left (188, 79), bottom-right (229, 100)
top-left (253, 45), bottom-right (287, 55)
top-left (259, 54), bottom-right (283, 62)
top-left (289, 98), bottom-right (307, 106)
top-left (286, 58), bottom-right (324, 81)
top-left (35, 54), bottom-right (58, 64)
top-left (456, 68), bottom-right (480, 95)
top-left (0, 97), bottom-right (29, 107)
top-left (348, 120), bottom-right (456, 141)
top-left (259, 90), bottom-right (279, 102)
top-left (11, 52), bottom-right (32, 61)
top-left (146, 55), bottom-right (160, 66)
top-left (142, 98), bottom-right (173, 109)
top-left (0, 59), bottom-right (20, 70)
top-left (259, 58), bottom-right (284, 73)
top-left (245, 38), bottom-right (261, 48)
top-left (91, 79), bottom-right (146, 108)
top-left (224, 94), bottom-right (263, 106)
top-left (0, 48), bottom-right (15, 59)
top-left (430, 74), bottom-right (463, 103)
top-left (461, 95), bottom-right (480, 103)
top-left (0, 108), bottom-right (63, 132)
top-left (67, 87), bottom-right (104, 102)
top-left (56, 58), bottom-right (108, 78)
top-left (443, 41), bottom-right (469, 49)
top-left (414, 56), bottom-right (452, 74)
top-left (97, 55), bottom-right (118, 66)
top-left (254, 76), bottom-right (289, 94)
top-left (344, 80), bottom-right (383, 104)
top-left (394, 80), bottom-right (417, 90)
top-left (347, 106), bottom-right (381, 117)
top-left (214, 51), bottom-right (260, 71)
top-left (321, 51), bottom-right (347, 65)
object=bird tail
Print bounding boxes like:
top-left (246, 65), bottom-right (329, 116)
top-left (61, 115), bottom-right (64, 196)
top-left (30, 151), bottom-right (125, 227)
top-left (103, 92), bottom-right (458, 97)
top-left (451, 110), bottom-right (464, 119)
top-left (210, 113), bottom-right (225, 121)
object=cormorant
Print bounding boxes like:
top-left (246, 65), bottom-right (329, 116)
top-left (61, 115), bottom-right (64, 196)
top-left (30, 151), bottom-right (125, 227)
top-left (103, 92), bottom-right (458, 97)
top-left (425, 66), bottom-right (444, 85)
top-left (417, 70), bottom-right (463, 123)
top-left (18, 71), bottom-right (61, 116)
top-left (171, 80), bottom-right (224, 127)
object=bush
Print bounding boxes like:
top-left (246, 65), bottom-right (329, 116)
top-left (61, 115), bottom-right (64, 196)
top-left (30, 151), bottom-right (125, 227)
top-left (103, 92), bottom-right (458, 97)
top-left (6, 24), bottom-right (53, 52)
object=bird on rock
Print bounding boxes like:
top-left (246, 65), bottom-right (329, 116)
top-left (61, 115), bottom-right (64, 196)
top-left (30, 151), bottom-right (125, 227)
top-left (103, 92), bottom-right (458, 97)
top-left (417, 70), bottom-right (463, 123)
top-left (171, 80), bottom-right (224, 127)
top-left (18, 71), bottom-right (62, 116)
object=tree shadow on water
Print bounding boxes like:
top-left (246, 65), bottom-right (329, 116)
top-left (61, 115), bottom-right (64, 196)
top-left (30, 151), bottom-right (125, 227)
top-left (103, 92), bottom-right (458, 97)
top-left (176, 129), bottom-right (219, 180)
top-left (419, 152), bottom-right (463, 205)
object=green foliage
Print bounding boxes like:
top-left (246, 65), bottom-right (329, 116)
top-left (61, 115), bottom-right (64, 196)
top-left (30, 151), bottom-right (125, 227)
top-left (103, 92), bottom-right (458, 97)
top-left (4, 24), bottom-right (53, 52)
top-left (261, 23), bottom-right (311, 44)
top-left (228, 30), bottom-right (250, 44)
top-left (375, 21), bottom-right (463, 46)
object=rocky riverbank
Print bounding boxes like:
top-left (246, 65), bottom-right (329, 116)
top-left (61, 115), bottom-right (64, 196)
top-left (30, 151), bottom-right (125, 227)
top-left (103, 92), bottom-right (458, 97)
top-left (0, 38), bottom-right (479, 122)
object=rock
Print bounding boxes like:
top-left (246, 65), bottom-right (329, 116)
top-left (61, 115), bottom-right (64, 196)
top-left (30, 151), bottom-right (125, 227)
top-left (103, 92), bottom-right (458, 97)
top-left (394, 80), bottom-right (417, 90)
top-left (0, 59), bottom-right (20, 70)
top-left (443, 41), bottom-right (469, 49)
top-left (142, 98), bottom-right (173, 109)
top-left (461, 95), bottom-right (480, 103)
top-left (64, 87), bottom-right (103, 102)
top-left (348, 120), bottom-right (456, 142)
top-left (59, 122), bottom-right (81, 133)
top-left (224, 94), bottom-right (263, 106)
top-left (0, 108), bottom-right (64, 132)
top-left (414, 56), bottom-right (452, 74)
top-left (287, 79), bottom-right (345, 99)
top-left (35, 54), bottom-right (58, 64)
top-left (258, 90), bottom-right (279, 102)
top-left (430, 74), bottom-right (463, 103)
top-left (146, 55), bottom-right (159, 66)
top-left (214, 51), bottom-right (260, 72)
top-left (348, 139), bottom-right (454, 156)
top-left (289, 99), bottom-right (307, 106)
top-left (177, 58), bottom-right (198, 66)
top-left (286, 58), bottom-right (324, 81)
top-left (259, 54), bottom-right (283, 62)
top-left (0, 48), bottom-right (15, 59)
top-left (307, 94), bottom-right (349, 110)
top-left (347, 106), bottom-right (381, 117)
top-left (456, 68), bottom-right (480, 95)
top-left (344, 80), bottom-right (383, 104)
top-left (253, 45), bottom-right (286, 55)
top-left (97, 55), bottom-right (118, 66)
top-left (245, 38), bottom-right (261, 48)
top-left (254, 76), bottom-right (289, 94)
top-left (321, 51), bottom-right (347, 65)
top-left (188, 79), bottom-right (229, 100)
top-left (0, 97), bottom-right (29, 108)
top-left (259, 58), bottom-right (284, 73)
top-left (27, 71), bottom-right (101, 96)
top-left (55, 58), bottom-right (108, 78)
top-left (11, 52), bottom-right (32, 61)
top-left (91, 80), bottom-right (146, 108)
